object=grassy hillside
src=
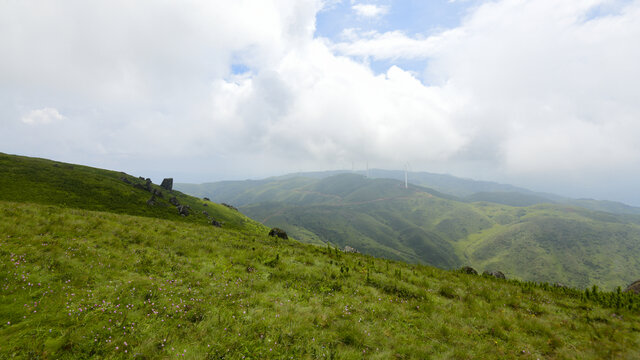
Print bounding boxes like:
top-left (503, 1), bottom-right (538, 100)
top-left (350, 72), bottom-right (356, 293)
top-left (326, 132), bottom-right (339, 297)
top-left (2, 200), bottom-right (640, 358)
top-left (0, 153), bottom-right (261, 232)
top-left (178, 174), bottom-right (640, 290)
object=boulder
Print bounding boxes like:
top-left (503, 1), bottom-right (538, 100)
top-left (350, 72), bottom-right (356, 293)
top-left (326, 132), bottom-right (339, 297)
top-left (145, 178), bottom-right (152, 192)
top-left (344, 246), bottom-right (359, 254)
top-left (624, 280), bottom-right (640, 294)
top-left (161, 178), bottom-right (173, 191)
top-left (211, 219), bottom-right (222, 228)
top-left (120, 177), bottom-right (131, 184)
top-left (169, 197), bottom-right (180, 206)
top-left (152, 188), bottom-right (164, 198)
top-left (146, 194), bottom-right (156, 206)
top-left (460, 266), bottom-right (478, 275)
top-left (483, 270), bottom-right (506, 279)
top-left (203, 197), bottom-right (210, 201)
top-left (268, 228), bottom-right (288, 239)
top-left (177, 205), bottom-right (190, 216)
top-left (202, 210), bottom-right (209, 216)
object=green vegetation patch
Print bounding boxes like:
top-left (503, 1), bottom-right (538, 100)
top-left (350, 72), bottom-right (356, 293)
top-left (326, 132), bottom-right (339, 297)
top-left (1, 201), bottom-right (640, 359)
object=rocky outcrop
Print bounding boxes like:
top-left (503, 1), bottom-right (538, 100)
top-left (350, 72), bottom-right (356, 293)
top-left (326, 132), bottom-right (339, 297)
top-left (120, 177), bottom-right (131, 184)
top-left (203, 197), bottom-right (210, 201)
top-left (152, 188), bottom-right (163, 198)
top-left (211, 219), bottom-right (222, 228)
top-left (169, 197), bottom-right (180, 206)
top-left (624, 280), bottom-right (640, 294)
top-left (177, 205), bottom-right (190, 216)
top-left (146, 194), bottom-right (157, 206)
top-left (268, 228), bottom-right (288, 239)
top-left (460, 266), bottom-right (478, 275)
top-left (161, 178), bottom-right (173, 191)
top-left (483, 270), bottom-right (506, 279)
top-left (344, 246), bottom-right (359, 254)
top-left (222, 203), bottom-right (238, 211)
top-left (145, 178), bottom-right (152, 192)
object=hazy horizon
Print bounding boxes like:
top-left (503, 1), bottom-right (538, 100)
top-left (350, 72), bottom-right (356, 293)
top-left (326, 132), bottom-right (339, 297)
top-left (3, 0), bottom-right (640, 206)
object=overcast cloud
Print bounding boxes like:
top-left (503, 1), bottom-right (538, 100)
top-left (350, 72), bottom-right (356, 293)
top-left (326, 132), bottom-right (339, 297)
top-left (1, 0), bottom-right (640, 204)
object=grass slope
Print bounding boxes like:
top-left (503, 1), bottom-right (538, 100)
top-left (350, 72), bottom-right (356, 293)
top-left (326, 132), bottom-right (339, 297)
top-left (178, 174), bottom-right (640, 290)
top-left (0, 153), bottom-right (261, 232)
top-left (2, 201), bottom-right (640, 359)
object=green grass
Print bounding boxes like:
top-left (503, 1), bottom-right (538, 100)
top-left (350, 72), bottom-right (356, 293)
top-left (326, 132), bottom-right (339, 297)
top-left (2, 200), bottom-right (640, 359)
top-left (0, 152), bottom-right (264, 233)
top-left (179, 173), bottom-right (640, 290)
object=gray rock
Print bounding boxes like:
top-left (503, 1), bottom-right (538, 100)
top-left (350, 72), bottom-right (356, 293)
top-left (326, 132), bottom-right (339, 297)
top-left (222, 203), bottom-right (238, 211)
top-left (483, 270), bottom-right (506, 279)
top-left (161, 178), bottom-right (173, 191)
top-left (344, 246), bottom-right (359, 254)
top-left (147, 194), bottom-right (156, 206)
top-left (268, 228), bottom-right (288, 239)
top-left (169, 197), bottom-right (180, 206)
top-left (211, 219), bottom-right (222, 228)
top-left (177, 205), bottom-right (190, 216)
top-left (460, 266), bottom-right (478, 275)
top-left (120, 177), bottom-right (131, 184)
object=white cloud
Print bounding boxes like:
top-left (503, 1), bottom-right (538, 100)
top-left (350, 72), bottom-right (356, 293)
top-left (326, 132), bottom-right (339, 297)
top-left (209, 43), bottom-right (465, 165)
top-left (2, 0), bottom-right (640, 203)
top-left (333, 29), bottom-right (452, 60)
top-left (352, 3), bottom-right (389, 18)
top-left (21, 108), bottom-right (66, 125)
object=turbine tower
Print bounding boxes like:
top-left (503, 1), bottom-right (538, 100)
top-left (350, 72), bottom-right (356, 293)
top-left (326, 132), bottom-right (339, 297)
top-left (404, 166), bottom-right (408, 189)
top-left (403, 162), bottom-right (411, 189)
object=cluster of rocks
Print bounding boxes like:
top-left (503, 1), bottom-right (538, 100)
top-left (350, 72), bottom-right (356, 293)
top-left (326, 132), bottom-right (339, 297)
top-left (177, 204), bottom-right (190, 216)
top-left (459, 266), bottom-right (506, 279)
top-left (344, 246), bottom-right (359, 254)
top-left (222, 203), bottom-right (238, 211)
top-left (268, 228), bottom-right (288, 239)
top-left (483, 270), bottom-right (506, 279)
top-left (123, 176), bottom-right (168, 195)
top-left (460, 266), bottom-right (478, 275)
top-left (200, 209), bottom-right (222, 227)
top-left (123, 175), bottom-right (224, 227)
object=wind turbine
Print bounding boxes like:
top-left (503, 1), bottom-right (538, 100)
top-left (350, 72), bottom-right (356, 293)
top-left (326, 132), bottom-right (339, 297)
top-left (404, 162), bottom-right (411, 189)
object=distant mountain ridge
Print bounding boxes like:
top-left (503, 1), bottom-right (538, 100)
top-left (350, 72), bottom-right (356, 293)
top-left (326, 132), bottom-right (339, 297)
top-left (178, 169), bottom-right (640, 215)
top-left (177, 172), bottom-right (640, 289)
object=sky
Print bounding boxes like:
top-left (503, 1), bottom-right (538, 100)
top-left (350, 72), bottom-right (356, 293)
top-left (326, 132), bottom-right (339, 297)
top-left (2, 0), bottom-right (640, 205)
